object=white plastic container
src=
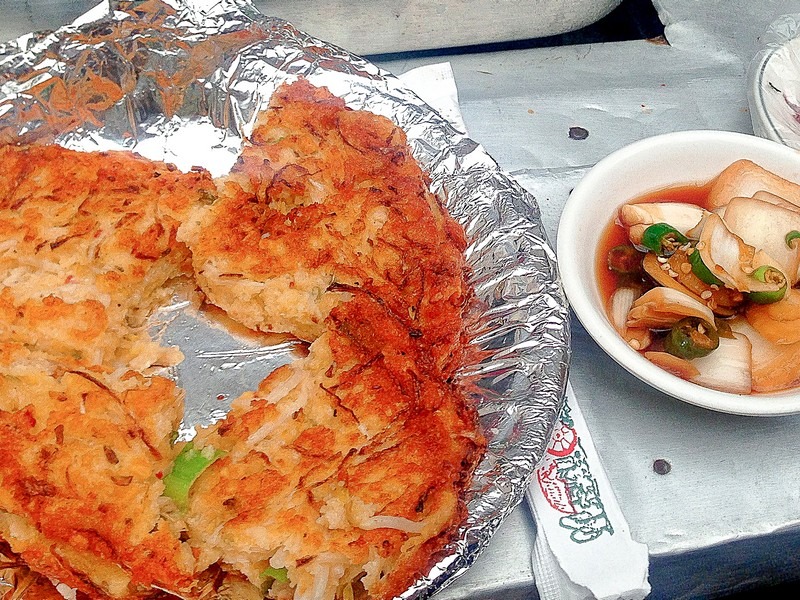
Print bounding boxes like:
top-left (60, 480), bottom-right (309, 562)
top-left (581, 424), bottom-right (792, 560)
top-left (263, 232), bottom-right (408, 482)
top-left (259, 0), bottom-right (624, 55)
top-left (748, 14), bottom-right (800, 149)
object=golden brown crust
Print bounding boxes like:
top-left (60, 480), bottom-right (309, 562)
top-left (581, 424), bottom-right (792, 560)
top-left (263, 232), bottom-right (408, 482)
top-left (184, 79), bottom-right (471, 374)
top-left (1, 541), bottom-right (67, 600)
top-left (0, 144), bottom-right (215, 369)
top-left (0, 145), bottom-right (215, 598)
top-left (0, 79), bottom-right (485, 600)
top-left (0, 370), bottom-right (193, 598)
top-left (182, 79), bottom-right (483, 600)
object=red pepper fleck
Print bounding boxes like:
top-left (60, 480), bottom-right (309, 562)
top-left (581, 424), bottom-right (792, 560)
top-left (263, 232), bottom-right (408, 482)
top-left (22, 408), bottom-right (36, 429)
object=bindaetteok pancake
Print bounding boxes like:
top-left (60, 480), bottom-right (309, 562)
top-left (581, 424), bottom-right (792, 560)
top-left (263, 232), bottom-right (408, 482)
top-left (0, 79), bottom-right (484, 600)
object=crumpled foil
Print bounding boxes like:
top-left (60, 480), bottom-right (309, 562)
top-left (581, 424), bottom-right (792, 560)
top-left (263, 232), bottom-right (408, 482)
top-left (0, 1), bottom-right (570, 598)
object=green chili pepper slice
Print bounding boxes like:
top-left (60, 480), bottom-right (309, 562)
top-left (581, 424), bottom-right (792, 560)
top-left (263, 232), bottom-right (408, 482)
top-left (688, 247), bottom-right (723, 286)
top-left (640, 223), bottom-right (689, 256)
top-left (162, 442), bottom-right (225, 510)
top-left (607, 244), bottom-right (643, 275)
top-left (664, 317), bottom-right (719, 360)
top-left (786, 230), bottom-right (800, 249)
top-left (261, 567), bottom-right (289, 584)
top-left (746, 266), bottom-right (788, 304)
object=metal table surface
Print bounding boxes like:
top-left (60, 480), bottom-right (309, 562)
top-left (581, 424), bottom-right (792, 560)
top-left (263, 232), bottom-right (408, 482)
top-left (3, 1), bottom-right (800, 599)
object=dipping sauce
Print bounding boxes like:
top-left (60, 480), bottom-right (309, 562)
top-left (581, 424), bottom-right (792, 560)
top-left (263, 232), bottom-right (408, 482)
top-left (596, 183), bottom-right (712, 303)
top-left (597, 161), bottom-right (800, 395)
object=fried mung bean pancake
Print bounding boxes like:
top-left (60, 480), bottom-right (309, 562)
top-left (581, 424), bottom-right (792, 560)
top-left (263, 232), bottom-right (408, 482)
top-left (0, 145), bottom-right (214, 370)
top-left (0, 79), bottom-right (484, 600)
top-left (0, 368), bottom-right (193, 597)
top-left (0, 146), bottom-right (215, 598)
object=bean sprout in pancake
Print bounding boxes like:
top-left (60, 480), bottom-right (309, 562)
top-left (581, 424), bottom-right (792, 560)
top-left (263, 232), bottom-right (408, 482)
top-left (0, 79), bottom-right (484, 600)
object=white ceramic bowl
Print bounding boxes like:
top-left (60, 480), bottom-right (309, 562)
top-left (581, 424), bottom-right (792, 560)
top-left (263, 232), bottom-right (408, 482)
top-left (558, 130), bottom-right (800, 416)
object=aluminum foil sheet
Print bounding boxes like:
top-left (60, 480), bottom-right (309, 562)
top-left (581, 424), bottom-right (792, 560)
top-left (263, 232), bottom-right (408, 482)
top-left (0, 1), bottom-right (570, 597)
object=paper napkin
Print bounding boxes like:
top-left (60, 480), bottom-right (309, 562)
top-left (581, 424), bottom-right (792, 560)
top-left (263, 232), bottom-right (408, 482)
top-left (525, 384), bottom-right (651, 600)
top-left (397, 62), bottom-right (467, 133)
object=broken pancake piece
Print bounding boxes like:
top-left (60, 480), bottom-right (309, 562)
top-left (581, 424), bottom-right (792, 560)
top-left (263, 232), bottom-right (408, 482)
top-left (181, 79), bottom-right (472, 375)
top-left (0, 146), bottom-right (216, 598)
top-left (0, 144), bottom-right (215, 371)
top-left (180, 80), bottom-right (483, 600)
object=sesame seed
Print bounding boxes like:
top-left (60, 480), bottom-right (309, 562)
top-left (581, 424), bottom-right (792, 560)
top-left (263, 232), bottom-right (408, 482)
top-left (629, 339), bottom-right (641, 350)
top-left (701, 290), bottom-right (713, 299)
